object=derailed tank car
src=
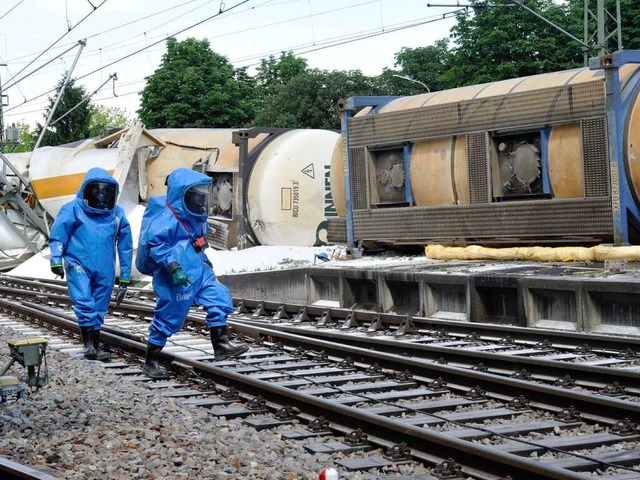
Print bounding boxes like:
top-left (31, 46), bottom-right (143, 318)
top-left (328, 51), bottom-right (640, 248)
top-left (25, 125), bottom-right (339, 254)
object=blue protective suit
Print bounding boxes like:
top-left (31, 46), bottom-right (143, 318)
top-left (49, 167), bottom-right (133, 330)
top-left (136, 168), bottom-right (233, 347)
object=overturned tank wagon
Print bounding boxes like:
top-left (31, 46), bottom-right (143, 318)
top-left (22, 124), bottom-right (339, 258)
top-left (328, 51), bottom-right (640, 249)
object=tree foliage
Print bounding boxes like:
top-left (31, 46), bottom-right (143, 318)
top-left (133, 3), bottom-right (640, 130)
top-left (253, 69), bottom-right (384, 130)
top-left (138, 37), bottom-right (255, 128)
top-left (390, 39), bottom-right (451, 93)
top-left (36, 74), bottom-right (92, 146)
top-left (255, 52), bottom-right (308, 98)
top-left (88, 104), bottom-right (130, 137)
top-left (619, 0), bottom-right (640, 49)
top-left (442, 0), bottom-right (582, 88)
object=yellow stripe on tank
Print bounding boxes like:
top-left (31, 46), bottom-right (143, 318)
top-left (31, 170), bottom-right (115, 200)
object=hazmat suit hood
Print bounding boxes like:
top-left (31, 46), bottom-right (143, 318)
top-left (166, 168), bottom-right (212, 228)
top-left (77, 167), bottom-right (119, 216)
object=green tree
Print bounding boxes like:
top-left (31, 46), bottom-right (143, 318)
top-left (443, 0), bottom-right (582, 87)
top-left (88, 104), bottom-right (129, 137)
top-left (138, 37), bottom-right (256, 128)
top-left (253, 68), bottom-right (384, 130)
top-left (389, 39), bottom-right (451, 93)
top-left (373, 40), bottom-right (450, 96)
top-left (620, 0), bottom-right (640, 49)
top-left (35, 74), bottom-right (92, 146)
top-left (255, 51), bottom-right (308, 98)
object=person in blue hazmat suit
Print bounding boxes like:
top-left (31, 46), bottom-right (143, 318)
top-left (49, 167), bottom-right (133, 361)
top-left (136, 168), bottom-right (249, 379)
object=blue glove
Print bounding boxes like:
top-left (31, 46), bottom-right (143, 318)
top-left (51, 265), bottom-right (65, 279)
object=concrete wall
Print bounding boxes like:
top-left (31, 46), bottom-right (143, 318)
top-left (221, 262), bottom-right (640, 336)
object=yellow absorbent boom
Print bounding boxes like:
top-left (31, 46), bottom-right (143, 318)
top-left (424, 244), bottom-right (640, 262)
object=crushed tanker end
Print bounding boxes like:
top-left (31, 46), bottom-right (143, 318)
top-left (328, 50), bottom-right (640, 248)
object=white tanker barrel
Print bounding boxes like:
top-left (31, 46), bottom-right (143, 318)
top-left (246, 129), bottom-right (340, 246)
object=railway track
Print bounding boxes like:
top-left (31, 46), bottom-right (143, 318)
top-left (1, 275), bottom-right (640, 479)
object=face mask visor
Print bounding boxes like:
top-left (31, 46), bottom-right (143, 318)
top-left (184, 184), bottom-right (210, 216)
top-left (83, 181), bottom-right (117, 210)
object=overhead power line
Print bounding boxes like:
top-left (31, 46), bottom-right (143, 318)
top-left (74, 0), bottom-right (251, 82)
top-left (8, 0), bottom-right (375, 83)
top-left (0, 0), bottom-right (24, 22)
top-left (50, 73), bottom-right (118, 126)
top-left (235, 9), bottom-right (462, 67)
top-left (5, 5), bottom-right (460, 118)
top-left (4, 0), bottom-right (251, 114)
top-left (3, 0), bottom-right (107, 88)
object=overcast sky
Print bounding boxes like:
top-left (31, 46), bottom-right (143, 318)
top-left (0, 0), bottom-right (458, 128)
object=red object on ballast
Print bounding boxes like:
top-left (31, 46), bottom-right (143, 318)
top-left (319, 467), bottom-right (338, 480)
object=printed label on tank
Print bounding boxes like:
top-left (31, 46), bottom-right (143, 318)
top-left (291, 181), bottom-right (299, 217)
top-left (281, 188), bottom-right (292, 210)
top-left (302, 163), bottom-right (315, 179)
top-left (324, 164), bottom-right (337, 217)
top-left (610, 162), bottom-right (620, 214)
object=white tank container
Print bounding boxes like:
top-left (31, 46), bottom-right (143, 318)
top-left (246, 129), bottom-right (340, 246)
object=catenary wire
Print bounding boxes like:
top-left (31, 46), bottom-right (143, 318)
top-left (13, 0), bottom-right (373, 82)
top-left (4, 8), bottom-right (460, 117)
top-left (3, 0), bottom-right (108, 88)
top-left (0, 0), bottom-right (24, 22)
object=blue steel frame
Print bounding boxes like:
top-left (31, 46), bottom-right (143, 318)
top-left (340, 96), bottom-right (400, 248)
top-left (589, 50), bottom-right (640, 245)
top-left (343, 52), bottom-right (640, 248)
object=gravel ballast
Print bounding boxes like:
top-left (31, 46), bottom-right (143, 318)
top-left (0, 323), bottom-right (432, 479)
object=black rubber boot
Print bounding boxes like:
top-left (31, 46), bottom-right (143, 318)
top-left (80, 326), bottom-right (97, 359)
top-left (143, 342), bottom-right (171, 379)
top-left (92, 330), bottom-right (112, 362)
top-left (210, 326), bottom-right (249, 361)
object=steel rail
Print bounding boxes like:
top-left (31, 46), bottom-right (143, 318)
top-left (229, 297), bottom-right (640, 351)
top-left (13, 297), bottom-right (640, 425)
top-left (1, 297), bottom-right (636, 479)
top-left (3, 280), bottom-right (639, 400)
top-left (0, 457), bottom-right (58, 480)
top-left (229, 322), bottom-right (640, 424)
top-left (4, 275), bottom-right (640, 352)
top-left (231, 318), bottom-right (640, 391)
top-left (4, 285), bottom-right (640, 415)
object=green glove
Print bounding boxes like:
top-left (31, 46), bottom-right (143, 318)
top-left (172, 268), bottom-right (189, 286)
top-left (168, 262), bottom-right (189, 286)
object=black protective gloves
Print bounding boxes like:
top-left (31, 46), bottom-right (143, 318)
top-left (114, 280), bottom-right (130, 308)
top-left (51, 265), bottom-right (65, 279)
